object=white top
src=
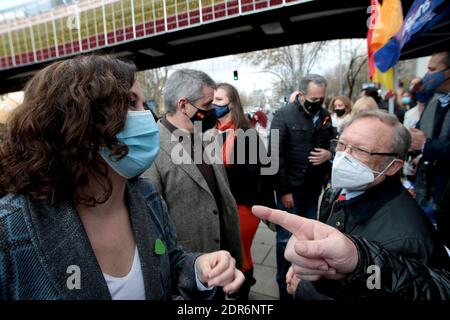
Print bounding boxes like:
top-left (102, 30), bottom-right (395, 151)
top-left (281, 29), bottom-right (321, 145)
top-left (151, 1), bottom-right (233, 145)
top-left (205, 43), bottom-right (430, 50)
top-left (331, 113), bottom-right (351, 132)
top-left (103, 246), bottom-right (146, 300)
top-left (403, 105), bottom-right (421, 128)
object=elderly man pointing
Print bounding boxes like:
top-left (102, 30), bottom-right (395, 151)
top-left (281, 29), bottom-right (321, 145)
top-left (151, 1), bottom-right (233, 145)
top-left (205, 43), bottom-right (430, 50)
top-left (261, 110), bottom-right (450, 299)
top-left (252, 205), bottom-right (450, 299)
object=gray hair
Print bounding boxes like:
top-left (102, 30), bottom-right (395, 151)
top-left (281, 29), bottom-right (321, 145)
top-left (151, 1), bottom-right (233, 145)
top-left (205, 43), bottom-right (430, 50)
top-left (298, 74), bottom-right (327, 93)
top-left (341, 110), bottom-right (411, 160)
top-left (163, 69), bottom-right (216, 113)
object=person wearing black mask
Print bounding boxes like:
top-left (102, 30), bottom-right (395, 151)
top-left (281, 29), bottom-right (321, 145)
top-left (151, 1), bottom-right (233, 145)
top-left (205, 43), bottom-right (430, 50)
top-left (144, 69), bottom-right (243, 301)
top-left (270, 74), bottom-right (334, 300)
top-left (328, 95), bottom-right (352, 133)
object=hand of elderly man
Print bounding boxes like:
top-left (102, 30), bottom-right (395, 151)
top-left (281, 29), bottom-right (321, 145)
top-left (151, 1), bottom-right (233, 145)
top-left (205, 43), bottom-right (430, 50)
top-left (286, 266), bottom-right (301, 295)
top-left (252, 206), bottom-right (358, 282)
top-left (409, 128), bottom-right (427, 151)
top-left (308, 148), bottom-right (332, 166)
top-left (195, 250), bottom-right (245, 294)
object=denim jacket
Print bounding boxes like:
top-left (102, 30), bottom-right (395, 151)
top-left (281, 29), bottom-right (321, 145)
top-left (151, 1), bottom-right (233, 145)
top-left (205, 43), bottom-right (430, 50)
top-left (0, 178), bottom-right (212, 300)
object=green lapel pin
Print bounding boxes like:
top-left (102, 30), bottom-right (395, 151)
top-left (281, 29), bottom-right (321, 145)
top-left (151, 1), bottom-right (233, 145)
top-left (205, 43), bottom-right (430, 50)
top-left (155, 238), bottom-right (166, 255)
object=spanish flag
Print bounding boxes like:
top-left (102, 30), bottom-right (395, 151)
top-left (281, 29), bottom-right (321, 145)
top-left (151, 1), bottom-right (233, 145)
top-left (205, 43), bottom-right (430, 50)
top-left (367, 0), bottom-right (403, 91)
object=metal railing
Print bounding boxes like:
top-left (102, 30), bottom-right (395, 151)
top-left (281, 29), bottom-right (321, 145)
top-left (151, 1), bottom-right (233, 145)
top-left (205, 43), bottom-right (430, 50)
top-left (0, 0), bottom-right (302, 70)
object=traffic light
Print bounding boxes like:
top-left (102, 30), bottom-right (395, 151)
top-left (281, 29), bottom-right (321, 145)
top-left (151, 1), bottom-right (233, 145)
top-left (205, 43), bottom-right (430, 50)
top-left (233, 70), bottom-right (238, 80)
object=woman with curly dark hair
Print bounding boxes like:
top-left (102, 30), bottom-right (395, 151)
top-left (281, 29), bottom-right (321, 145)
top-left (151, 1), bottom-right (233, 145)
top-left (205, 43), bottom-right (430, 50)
top-left (0, 55), bottom-right (243, 300)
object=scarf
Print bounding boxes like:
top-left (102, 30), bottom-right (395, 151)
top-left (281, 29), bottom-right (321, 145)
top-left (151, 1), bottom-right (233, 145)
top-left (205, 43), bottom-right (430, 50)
top-left (216, 120), bottom-right (235, 167)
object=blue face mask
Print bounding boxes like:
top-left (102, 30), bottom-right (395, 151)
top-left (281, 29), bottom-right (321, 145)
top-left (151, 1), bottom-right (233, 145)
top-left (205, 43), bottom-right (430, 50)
top-left (401, 96), bottom-right (412, 105)
top-left (422, 67), bottom-right (450, 93)
top-left (100, 110), bottom-right (160, 179)
top-left (213, 103), bottom-right (230, 118)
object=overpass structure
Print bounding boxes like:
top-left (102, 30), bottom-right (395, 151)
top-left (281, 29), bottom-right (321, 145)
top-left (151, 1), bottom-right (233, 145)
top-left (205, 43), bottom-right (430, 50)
top-left (0, 0), bottom-right (379, 93)
top-left (0, 0), bottom-right (444, 94)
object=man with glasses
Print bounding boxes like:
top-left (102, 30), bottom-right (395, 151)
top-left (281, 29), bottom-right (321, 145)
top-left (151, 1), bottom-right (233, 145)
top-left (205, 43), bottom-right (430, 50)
top-left (143, 69), bottom-right (243, 300)
top-left (291, 110), bottom-right (450, 299)
top-left (270, 74), bottom-right (334, 299)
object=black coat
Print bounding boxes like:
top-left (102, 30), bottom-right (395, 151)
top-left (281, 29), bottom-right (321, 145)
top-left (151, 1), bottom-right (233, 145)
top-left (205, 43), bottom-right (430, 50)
top-left (416, 99), bottom-right (450, 206)
top-left (327, 236), bottom-right (450, 300)
top-left (437, 180), bottom-right (450, 248)
top-left (295, 177), bottom-right (450, 299)
top-left (269, 101), bottom-right (334, 198)
top-left (223, 127), bottom-right (275, 208)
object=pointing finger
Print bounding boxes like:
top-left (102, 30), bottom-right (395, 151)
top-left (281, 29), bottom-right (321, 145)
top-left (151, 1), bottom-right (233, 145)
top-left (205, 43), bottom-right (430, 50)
top-left (252, 205), bottom-right (315, 239)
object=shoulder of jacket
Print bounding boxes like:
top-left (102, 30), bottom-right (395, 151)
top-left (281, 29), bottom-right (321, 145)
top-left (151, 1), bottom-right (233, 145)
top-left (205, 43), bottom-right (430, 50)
top-left (275, 104), bottom-right (295, 115)
top-left (130, 178), bottom-right (168, 221)
top-left (130, 178), bottom-right (160, 199)
top-left (0, 193), bottom-right (24, 220)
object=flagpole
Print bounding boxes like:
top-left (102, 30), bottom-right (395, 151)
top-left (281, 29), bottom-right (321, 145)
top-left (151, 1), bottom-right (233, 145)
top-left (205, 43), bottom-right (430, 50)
top-left (389, 64), bottom-right (397, 115)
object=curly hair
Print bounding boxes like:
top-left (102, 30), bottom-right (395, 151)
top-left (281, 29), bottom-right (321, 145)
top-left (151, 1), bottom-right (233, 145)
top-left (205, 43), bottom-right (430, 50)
top-left (251, 111), bottom-right (268, 128)
top-left (0, 55), bottom-right (137, 206)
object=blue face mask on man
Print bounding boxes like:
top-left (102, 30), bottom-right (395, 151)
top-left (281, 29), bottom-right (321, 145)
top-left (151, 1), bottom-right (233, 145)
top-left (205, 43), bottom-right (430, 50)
top-left (422, 66), bottom-right (450, 92)
top-left (415, 67), bottom-right (450, 103)
top-left (414, 66), bottom-right (449, 103)
top-left (100, 110), bottom-right (160, 179)
top-left (213, 103), bottom-right (230, 118)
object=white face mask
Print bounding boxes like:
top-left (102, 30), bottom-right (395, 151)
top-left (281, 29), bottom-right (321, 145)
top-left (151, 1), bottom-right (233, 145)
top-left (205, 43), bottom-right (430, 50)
top-left (331, 151), bottom-right (395, 191)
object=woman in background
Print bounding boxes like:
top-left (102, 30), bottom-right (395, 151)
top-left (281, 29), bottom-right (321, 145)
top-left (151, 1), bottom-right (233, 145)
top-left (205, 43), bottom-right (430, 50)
top-left (351, 96), bottom-right (379, 116)
top-left (251, 110), bottom-right (269, 149)
top-left (213, 83), bottom-right (274, 300)
top-left (328, 95), bottom-right (352, 133)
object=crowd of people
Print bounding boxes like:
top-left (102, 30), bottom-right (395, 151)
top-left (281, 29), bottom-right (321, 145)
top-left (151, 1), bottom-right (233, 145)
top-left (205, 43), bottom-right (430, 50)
top-left (0, 49), bottom-right (449, 300)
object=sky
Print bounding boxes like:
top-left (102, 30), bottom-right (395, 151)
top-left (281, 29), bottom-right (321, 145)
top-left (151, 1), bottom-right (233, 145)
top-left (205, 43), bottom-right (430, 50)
top-left (0, 0), bottom-right (38, 11)
top-left (174, 39), bottom-right (366, 95)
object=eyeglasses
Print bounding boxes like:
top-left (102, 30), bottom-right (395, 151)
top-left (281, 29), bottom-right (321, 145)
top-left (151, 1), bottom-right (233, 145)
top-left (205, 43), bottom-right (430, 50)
top-left (330, 139), bottom-right (398, 158)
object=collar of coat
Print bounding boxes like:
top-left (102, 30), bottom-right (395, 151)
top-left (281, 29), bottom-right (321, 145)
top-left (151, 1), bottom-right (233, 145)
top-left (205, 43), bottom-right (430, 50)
top-left (334, 176), bottom-right (404, 228)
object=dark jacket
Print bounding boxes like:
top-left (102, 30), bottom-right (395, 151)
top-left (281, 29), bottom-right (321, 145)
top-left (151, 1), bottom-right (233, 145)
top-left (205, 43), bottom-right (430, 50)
top-left (270, 101), bottom-right (334, 198)
top-left (222, 127), bottom-right (275, 208)
top-left (0, 178), bottom-right (214, 300)
top-left (416, 95), bottom-right (450, 206)
top-left (437, 180), bottom-right (450, 248)
top-left (325, 236), bottom-right (450, 300)
top-left (296, 177), bottom-right (450, 299)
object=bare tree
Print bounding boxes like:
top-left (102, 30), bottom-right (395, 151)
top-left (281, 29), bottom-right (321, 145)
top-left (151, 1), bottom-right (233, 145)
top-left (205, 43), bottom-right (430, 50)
top-left (346, 54), bottom-right (368, 99)
top-left (397, 59), bottom-right (417, 88)
top-left (239, 42), bottom-right (328, 96)
top-left (323, 40), bottom-right (368, 100)
top-left (136, 67), bottom-right (170, 115)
